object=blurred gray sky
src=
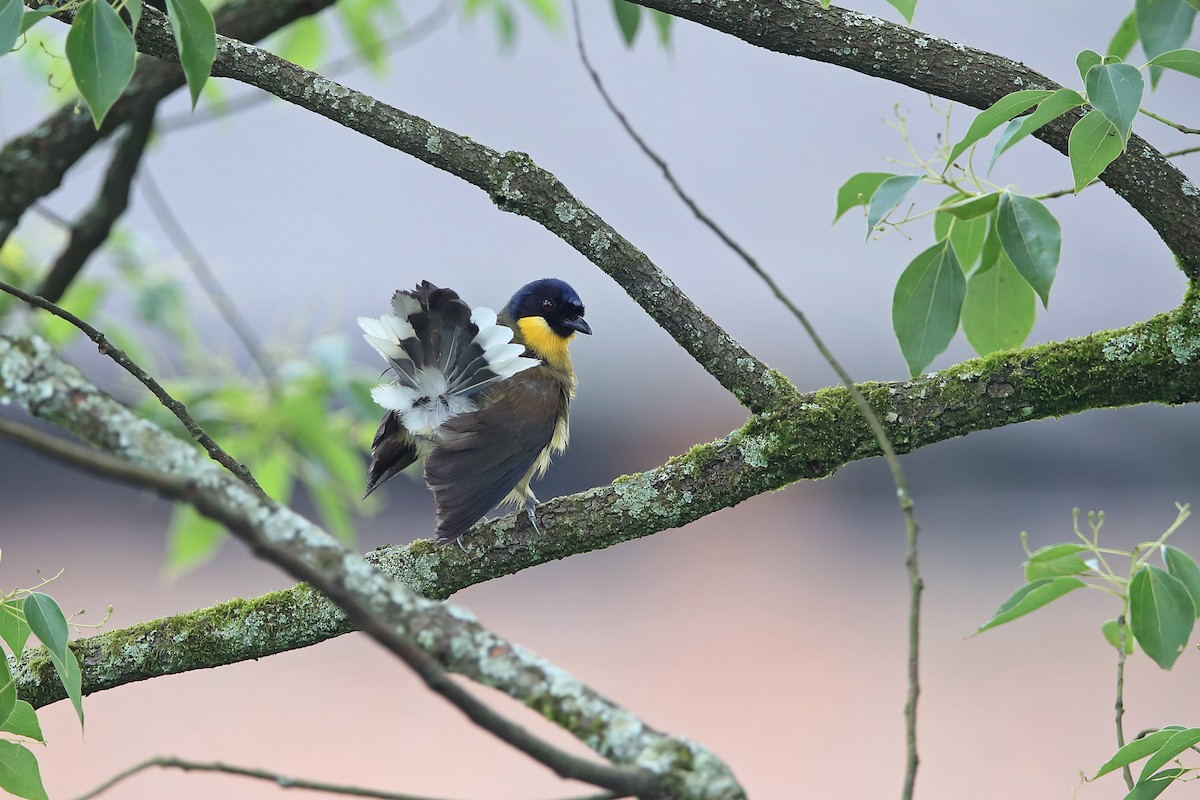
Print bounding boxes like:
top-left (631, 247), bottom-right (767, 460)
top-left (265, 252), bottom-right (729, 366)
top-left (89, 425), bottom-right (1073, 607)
top-left (2, 1), bottom-right (1200, 798)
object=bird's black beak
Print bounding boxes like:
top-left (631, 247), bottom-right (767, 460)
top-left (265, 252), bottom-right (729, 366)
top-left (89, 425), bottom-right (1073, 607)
top-left (563, 316), bottom-right (592, 335)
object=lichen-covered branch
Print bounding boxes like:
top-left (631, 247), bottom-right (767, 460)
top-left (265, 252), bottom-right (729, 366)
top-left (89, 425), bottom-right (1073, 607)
top-left (121, 5), bottom-right (787, 412)
top-left (630, 0), bottom-right (1200, 281)
top-left (8, 302), bottom-right (1200, 710)
top-left (0, 335), bottom-right (742, 800)
top-left (0, 0), bottom-right (341, 249)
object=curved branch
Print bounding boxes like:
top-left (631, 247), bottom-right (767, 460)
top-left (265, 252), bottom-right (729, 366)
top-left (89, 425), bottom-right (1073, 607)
top-left (629, 0), bottom-right (1200, 280)
top-left (8, 301), bottom-right (1200, 706)
top-left (0, 0), bottom-right (341, 248)
top-left (124, 5), bottom-right (789, 412)
top-left (38, 106), bottom-right (156, 302)
top-left (0, 336), bottom-right (741, 800)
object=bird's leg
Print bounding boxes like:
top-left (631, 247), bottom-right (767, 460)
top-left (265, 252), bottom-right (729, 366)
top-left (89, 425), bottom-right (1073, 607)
top-left (524, 493), bottom-right (541, 535)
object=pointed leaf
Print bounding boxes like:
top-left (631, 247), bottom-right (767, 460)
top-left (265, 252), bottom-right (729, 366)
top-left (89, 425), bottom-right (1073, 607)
top-left (977, 219), bottom-right (1002, 276)
top-left (1128, 768), bottom-right (1186, 800)
top-left (22, 594), bottom-right (67, 661)
top-left (935, 192), bottom-right (1000, 220)
top-left (126, 0), bottom-right (141, 33)
top-left (1108, 12), bottom-right (1138, 61)
top-left (1085, 62), bottom-right (1144, 142)
top-left (0, 702), bottom-right (43, 743)
top-left (885, 0), bottom-right (916, 24)
top-left (649, 10), bottom-right (672, 47)
top-left (934, 200), bottom-right (990, 275)
top-left (1147, 48), bottom-right (1200, 78)
top-left (1141, 728), bottom-right (1200, 781)
top-left (1102, 618), bottom-right (1136, 653)
top-left (0, 0), bottom-right (23, 54)
top-left (988, 116), bottom-right (1025, 175)
top-left (962, 252), bottom-right (1036, 356)
top-left (166, 505), bottom-right (226, 575)
top-left (892, 240), bottom-right (965, 376)
top-left (612, 0), bottom-right (641, 46)
top-left (1077, 49), bottom-right (1103, 81)
top-left (947, 90), bottom-right (1053, 165)
top-left (0, 741), bottom-right (47, 800)
top-left (1137, 0), bottom-right (1197, 86)
top-left (866, 174), bottom-right (921, 237)
top-left (0, 600), bottom-right (30, 657)
top-left (1023, 543), bottom-right (1089, 581)
top-left (1130, 565), bottom-right (1195, 669)
top-left (975, 576), bottom-right (1086, 634)
top-left (19, 7), bottom-right (59, 36)
top-left (46, 648), bottom-right (83, 729)
top-left (1069, 110), bottom-right (1124, 191)
top-left (165, 0), bottom-right (216, 108)
top-left (991, 88), bottom-right (1085, 167)
top-left (1095, 727), bottom-right (1186, 778)
top-left (833, 172), bottom-right (895, 222)
top-left (996, 192), bottom-right (1060, 308)
top-left (1162, 545), bottom-right (1200, 617)
top-left (65, 0), bottom-right (138, 128)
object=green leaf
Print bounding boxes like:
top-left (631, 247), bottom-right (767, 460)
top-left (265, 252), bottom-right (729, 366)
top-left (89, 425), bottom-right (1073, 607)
top-left (612, 0), bottom-right (641, 46)
top-left (1108, 12), bottom-right (1138, 61)
top-left (933, 200), bottom-right (990, 275)
top-left (1147, 48), bottom-right (1200, 78)
top-left (1162, 545), bottom-right (1200, 618)
top-left (1023, 543), bottom-right (1089, 581)
top-left (0, 741), bottom-right (48, 800)
top-left (947, 89), bottom-right (1053, 165)
top-left (1076, 49), bottom-right (1103, 81)
top-left (165, 0), bottom-right (216, 109)
top-left (891, 240), bottom-right (965, 376)
top-left (935, 192), bottom-right (999, 220)
top-left (24, 593), bottom-right (83, 728)
top-left (974, 576), bottom-right (1086, 634)
top-left (866, 174), bottom-right (922, 237)
top-left (1102, 618), bottom-right (1136, 653)
top-left (126, 0), bottom-right (141, 34)
top-left (1084, 62), bottom-right (1144, 142)
top-left (988, 116), bottom-right (1025, 176)
top-left (1128, 768), bottom-right (1186, 800)
top-left (649, 10), bottom-right (673, 47)
top-left (833, 172), bottom-right (895, 222)
top-left (0, 654), bottom-right (14, 730)
top-left (273, 15), bottom-right (325, 69)
top-left (990, 88), bottom-right (1086, 169)
top-left (996, 192), bottom-right (1060, 308)
top-left (520, 0), bottom-right (562, 28)
top-left (1095, 727), bottom-right (1185, 777)
top-left (166, 505), bottom-right (226, 575)
top-left (0, 702), bottom-right (43, 743)
top-left (65, 0), bottom-right (138, 128)
top-left (1141, 728), bottom-right (1200, 781)
top-left (1130, 565), bottom-right (1195, 669)
top-left (977, 219), bottom-right (1002, 277)
top-left (0, 0), bottom-right (23, 54)
top-left (885, 0), bottom-right (916, 24)
top-left (336, 0), bottom-right (396, 73)
top-left (1137, 0), bottom-right (1197, 86)
top-left (962, 254), bottom-right (1037, 356)
top-left (1069, 110), bottom-right (1124, 192)
top-left (23, 594), bottom-right (68, 660)
top-left (0, 601), bottom-right (30, 657)
top-left (18, 6), bottom-right (57, 36)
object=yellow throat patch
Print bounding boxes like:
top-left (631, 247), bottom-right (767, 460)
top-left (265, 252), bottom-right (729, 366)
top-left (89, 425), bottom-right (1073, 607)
top-left (517, 316), bottom-right (574, 370)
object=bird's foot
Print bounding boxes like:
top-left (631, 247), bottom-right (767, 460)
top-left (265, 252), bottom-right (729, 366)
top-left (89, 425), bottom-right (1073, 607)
top-left (524, 496), bottom-right (541, 535)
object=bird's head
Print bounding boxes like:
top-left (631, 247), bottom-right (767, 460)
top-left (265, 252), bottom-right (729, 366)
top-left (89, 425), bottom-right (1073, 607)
top-left (505, 279), bottom-right (591, 368)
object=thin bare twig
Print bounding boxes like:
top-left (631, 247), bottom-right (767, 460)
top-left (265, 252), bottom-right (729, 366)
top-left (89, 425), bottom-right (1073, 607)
top-left (0, 280), bottom-right (262, 492)
top-left (0, 411), bottom-right (662, 798)
top-left (160, 0), bottom-right (456, 132)
top-left (1139, 107), bottom-right (1200, 135)
top-left (1116, 613), bottom-right (1134, 790)
top-left (571, 5), bottom-right (924, 798)
top-left (38, 107), bottom-right (157, 302)
top-left (72, 753), bottom-right (626, 800)
top-left (139, 169), bottom-right (276, 390)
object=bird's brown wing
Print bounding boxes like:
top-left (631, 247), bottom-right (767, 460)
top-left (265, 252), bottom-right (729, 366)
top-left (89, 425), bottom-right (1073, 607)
top-left (424, 371), bottom-right (564, 544)
top-left (363, 410), bottom-right (419, 498)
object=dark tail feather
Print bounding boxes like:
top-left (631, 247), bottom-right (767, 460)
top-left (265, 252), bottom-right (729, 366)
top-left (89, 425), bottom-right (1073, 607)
top-left (364, 411), bottom-right (419, 498)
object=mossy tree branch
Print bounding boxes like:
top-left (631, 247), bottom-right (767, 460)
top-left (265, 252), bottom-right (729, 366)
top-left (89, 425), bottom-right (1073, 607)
top-left (8, 300), bottom-right (1200, 707)
top-left (0, 336), bottom-right (738, 800)
top-left (629, 0), bottom-right (1200, 281)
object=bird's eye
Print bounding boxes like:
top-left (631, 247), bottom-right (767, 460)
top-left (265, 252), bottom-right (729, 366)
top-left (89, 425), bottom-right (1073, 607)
top-left (541, 298), bottom-right (555, 310)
